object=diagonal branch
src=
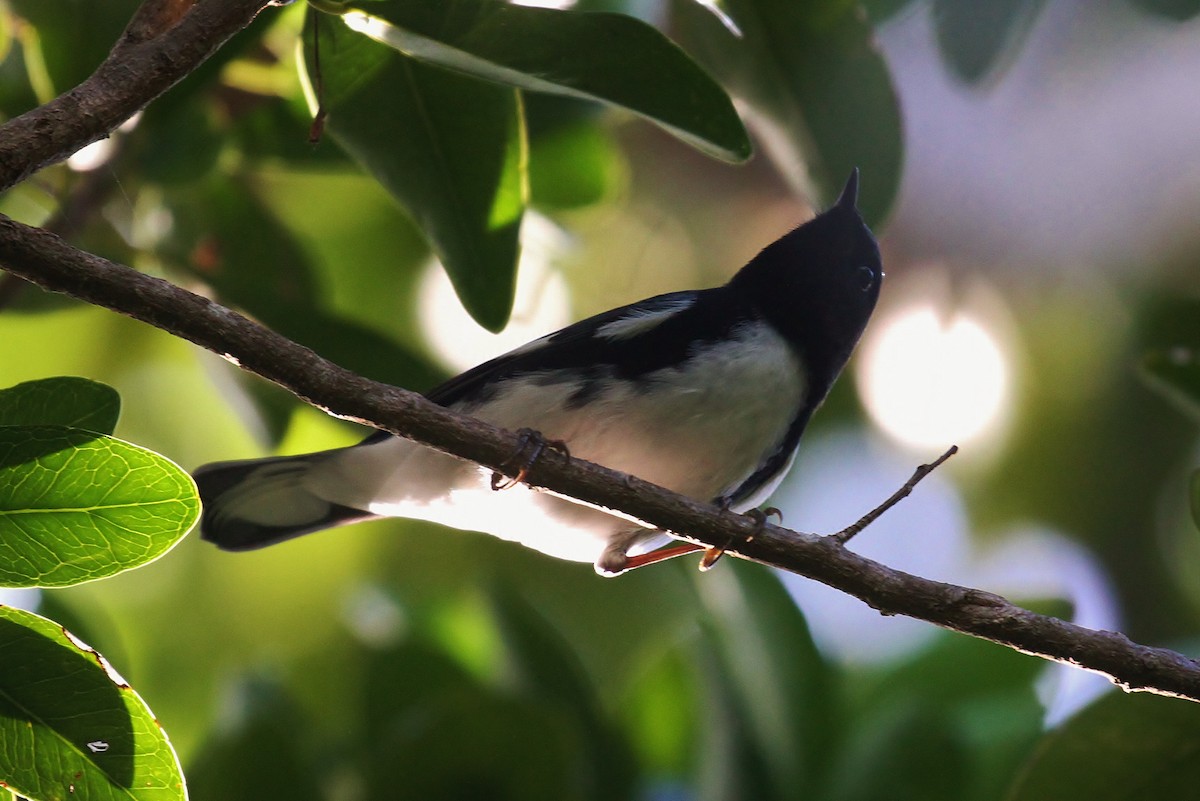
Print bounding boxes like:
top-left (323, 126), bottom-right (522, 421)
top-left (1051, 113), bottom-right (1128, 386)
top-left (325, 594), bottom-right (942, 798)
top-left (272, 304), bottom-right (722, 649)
top-left (0, 0), bottom-right (274, 192)
top-left (2, 0), bottom-right (1199, 704)
top-left (2, 214), bottom-right (1200, 703)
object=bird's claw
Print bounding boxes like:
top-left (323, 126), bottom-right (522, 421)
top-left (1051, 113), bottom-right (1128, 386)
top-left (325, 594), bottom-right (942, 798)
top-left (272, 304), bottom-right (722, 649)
top-left (490, 428), bottom-right (570, 491)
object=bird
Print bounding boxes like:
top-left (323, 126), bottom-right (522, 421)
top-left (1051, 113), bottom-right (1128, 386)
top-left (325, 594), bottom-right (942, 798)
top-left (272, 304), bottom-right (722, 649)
top-left (194, 169), bottom-right (883, 576)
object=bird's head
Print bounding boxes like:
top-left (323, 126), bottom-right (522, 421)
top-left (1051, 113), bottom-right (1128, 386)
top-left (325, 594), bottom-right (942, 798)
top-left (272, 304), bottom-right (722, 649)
top-left (730, 169), bottom-right (883, 388)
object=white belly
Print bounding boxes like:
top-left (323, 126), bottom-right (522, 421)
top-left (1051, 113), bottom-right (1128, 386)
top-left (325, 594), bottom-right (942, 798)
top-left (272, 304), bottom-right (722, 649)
top-left (307, 322), bottom-right (805, 565)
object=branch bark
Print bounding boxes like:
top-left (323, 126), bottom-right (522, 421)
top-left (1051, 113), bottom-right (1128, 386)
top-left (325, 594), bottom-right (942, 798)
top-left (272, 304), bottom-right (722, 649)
top-left (2, 0), bottom-right (1200, 704)
top-left (0, 0), bottom-right (273, 191)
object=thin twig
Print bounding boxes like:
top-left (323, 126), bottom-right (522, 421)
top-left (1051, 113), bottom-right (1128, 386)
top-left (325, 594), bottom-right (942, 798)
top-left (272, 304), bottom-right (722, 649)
top-left (832, 445), bottom-right (959, 545)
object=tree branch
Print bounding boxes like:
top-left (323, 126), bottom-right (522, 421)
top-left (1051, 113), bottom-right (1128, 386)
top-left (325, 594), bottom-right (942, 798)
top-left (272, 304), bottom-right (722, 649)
top-left (0, 0), bottom-right (273, 192)
top-left (2, 0), bottom-right (1199, 704)
top-left (3, 214), bottom-right (1200, 703)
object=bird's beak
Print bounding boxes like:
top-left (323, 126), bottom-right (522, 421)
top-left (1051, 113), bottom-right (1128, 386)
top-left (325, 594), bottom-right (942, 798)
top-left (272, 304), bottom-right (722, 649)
top-left (836, 168), bottom-right (860, 211)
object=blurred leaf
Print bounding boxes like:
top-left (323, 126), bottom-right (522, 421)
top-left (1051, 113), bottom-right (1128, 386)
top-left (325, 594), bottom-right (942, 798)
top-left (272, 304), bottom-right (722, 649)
top-left (368, 682), bottom-right (590, 801)
top-left (362, 638), bottom-right (479, 739)
top-left (0, 31), bottom-right (40, 120)
top-left (135, 100), bottom-right (222, 185)
top-left (0, 605), bottom-right (185, 801)
top-left (862, 0), bottom-right (920, 23)
top-left (230, 96), bottom-right (353, 166)
top-left (1141, 348), bottom-right (1200, 421)
top-left (529, 121), bottom-right (623, 210)
top-left (1128, 0), bottom-right (1200, 20)
top-left (854, 617), bottom-right (1050, 801)
top-left (621, 644), bottom-right (699, 777)
top-left (692, 562), bottom-right (837, 798)
top-left (274, 308), bottom-right (445, 391)
top-left (187, 678), bottom-right (322, 801)
top-left (140, 8), bottom-right (277, 125)
top-left (0, 425), bottom-right (198, 588)
top-left (490, 584), bottom-right (637, 800)
top-left (826, 702), bottom-right (968, 801)
top-left (0, 376), bottom-right (119, 434)
top-left (165, 175), bottom-right (443, 390)
top-left (1007, 692), bottom-right (1200, 800)
top-left (864, 610), bottom-right (1057, 708)
top-left (672, 0), bottom-right (902, 227)
top-left (305, 13), bottom-right (525, 332)
top-left (933, 0), bottom-right (1046, 85)
top-left (336, 0), bottom-right (751, 163)
top-left (8, 0), bottom-right (140, 95)
top-left (1191, 470), bottom-right (1200, 533)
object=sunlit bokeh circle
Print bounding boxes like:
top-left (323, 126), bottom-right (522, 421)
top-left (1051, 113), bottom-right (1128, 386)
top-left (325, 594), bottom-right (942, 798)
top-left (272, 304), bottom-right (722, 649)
top-left (857, 298), bottom-right (1012, 450)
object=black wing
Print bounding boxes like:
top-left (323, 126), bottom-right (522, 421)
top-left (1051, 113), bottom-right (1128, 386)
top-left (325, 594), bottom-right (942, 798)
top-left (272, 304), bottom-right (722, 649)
top-left (424, 287), bottom-right (750, 408)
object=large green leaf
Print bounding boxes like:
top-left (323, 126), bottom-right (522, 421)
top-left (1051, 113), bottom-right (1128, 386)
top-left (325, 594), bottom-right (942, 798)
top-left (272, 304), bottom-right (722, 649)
top-left (824, 702), bottom-right (968, 801)
top-left (360, 638), bottom-right (587, 800)
top-left (1007, 691), bottom-right (1200, 800)
top-left (305, 13), bottom-right (526, 332)
top-left (0, 376), bottom-right (120, 434)
top-left (489, 585), bottom-right (637, 800)
top-left (334, 0), bottom-right (750, 163)
top-left (186, 678), bottom-right (322, 801)
top-left (691, 562), bottom-right (836, 799)
top-left (0, 426), bottom-right (199, 588)
top-left (672, 0), bottom-right (902, 227)
top-left (933, 0), bottom-right (1046, 84)
top-left (0, 605), bottom-right (185, 801)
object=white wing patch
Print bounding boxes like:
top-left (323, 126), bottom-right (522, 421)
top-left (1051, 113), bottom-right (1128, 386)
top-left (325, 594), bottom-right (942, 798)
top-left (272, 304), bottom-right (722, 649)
top-left (595, 297), bottom-right (696, 341)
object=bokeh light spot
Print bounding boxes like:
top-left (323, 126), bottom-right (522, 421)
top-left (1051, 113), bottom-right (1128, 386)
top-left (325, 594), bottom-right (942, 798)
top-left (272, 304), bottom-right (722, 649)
top-left (858, 302), bottom-right (1011, 450)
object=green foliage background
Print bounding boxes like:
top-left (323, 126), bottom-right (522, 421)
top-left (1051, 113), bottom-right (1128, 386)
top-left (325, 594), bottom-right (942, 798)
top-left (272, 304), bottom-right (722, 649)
top-left (0, 0), bottom-right (1199, 799)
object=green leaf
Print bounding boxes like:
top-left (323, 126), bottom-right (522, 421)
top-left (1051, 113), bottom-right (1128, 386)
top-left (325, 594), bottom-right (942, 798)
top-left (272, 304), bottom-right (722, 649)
top-left (529, 121), bottom-right (623, 210)
top-left (336, 0), bottom-right (751, 163)
top-left (1007, 691), bottom-right (1200, 800)
top-left (305, 14), bottom-right (526, 331)
top-left (692, 562), bottom-right (836, 798)
top-left (672, 0), bottom-right (903, 227)
top-left (933, 0), bottom-right (1046, 84)
top-left (0, 426), bottom-right (199, 588)
top-left (1128, 0), bottom-right (1200, 20)
top-left (825, 702), bottom-right (968, 801)
top-left (1190, 469), bottom-right (1200, 533)
top-left (489, 584), bottom-right (637, 799)
top-left (163, 176), bottom-right (443, 390)
top-left (9, 0), bottom-right (141, 95)
top-left (187, 678), bottom-right (323, 801)
top-left (359, 638), bottom-right (589, 801)
top-left (0, 605), bottom-right (185, 801)
top-left (0, 377), bottom-right (120, 434)
top-left (1140, 347), bottom-right (1200, 421)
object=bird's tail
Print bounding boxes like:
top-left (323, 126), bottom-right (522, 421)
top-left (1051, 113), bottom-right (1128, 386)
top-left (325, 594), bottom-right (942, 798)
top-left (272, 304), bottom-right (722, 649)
top-left (193, 453), bottom-right (376, 551)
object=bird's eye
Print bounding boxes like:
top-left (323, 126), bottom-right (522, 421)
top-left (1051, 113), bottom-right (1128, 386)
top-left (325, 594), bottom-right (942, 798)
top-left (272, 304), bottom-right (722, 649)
top-left (856, 265), bottom-right (877, 291)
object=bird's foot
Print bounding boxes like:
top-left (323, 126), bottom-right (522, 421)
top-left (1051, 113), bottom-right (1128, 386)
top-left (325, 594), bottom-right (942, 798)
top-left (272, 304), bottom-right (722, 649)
top-left (490, 428), bottom-right (570, 491)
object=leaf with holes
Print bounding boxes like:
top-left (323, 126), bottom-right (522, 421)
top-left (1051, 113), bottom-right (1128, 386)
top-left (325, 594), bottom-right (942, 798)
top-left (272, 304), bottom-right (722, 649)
top-left (0, 426), bottom-right (199, 588)
top-left (0, 605), bottom-right (185, 801)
